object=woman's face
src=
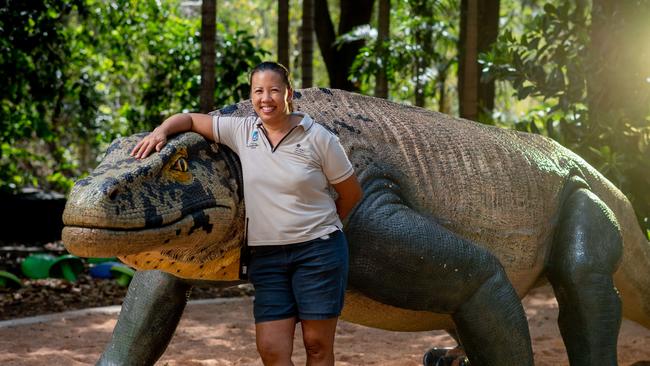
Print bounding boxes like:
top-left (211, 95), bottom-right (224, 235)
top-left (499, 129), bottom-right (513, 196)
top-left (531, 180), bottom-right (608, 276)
top-left (250, 70), bottom-right (292, 124)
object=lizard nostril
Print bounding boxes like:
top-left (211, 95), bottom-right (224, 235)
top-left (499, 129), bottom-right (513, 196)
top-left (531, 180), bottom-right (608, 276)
top-left (100, 178), bottom-right (121, 201)
top-left (108, 188), bottom-right (119, 201)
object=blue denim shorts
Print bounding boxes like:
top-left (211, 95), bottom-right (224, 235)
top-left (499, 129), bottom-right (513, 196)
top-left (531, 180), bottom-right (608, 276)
top-left (248, 230), bottom-right (349, 323)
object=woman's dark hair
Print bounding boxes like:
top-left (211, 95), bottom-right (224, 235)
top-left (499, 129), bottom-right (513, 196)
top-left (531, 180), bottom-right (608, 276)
top-left (249, 61), bottom-right (294, 112)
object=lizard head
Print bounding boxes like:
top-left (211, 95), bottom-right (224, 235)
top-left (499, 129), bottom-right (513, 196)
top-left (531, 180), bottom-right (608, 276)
top-left (62, 132), bottom-right (245, 280)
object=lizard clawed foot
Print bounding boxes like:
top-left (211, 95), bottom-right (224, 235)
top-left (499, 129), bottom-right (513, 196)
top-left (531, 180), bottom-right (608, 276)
top-left (423, 347), bottom-right (469, 366)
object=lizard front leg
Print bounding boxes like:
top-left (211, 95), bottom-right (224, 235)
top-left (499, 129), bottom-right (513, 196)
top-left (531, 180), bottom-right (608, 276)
top-left (98, 270), bottom-right (191, 366)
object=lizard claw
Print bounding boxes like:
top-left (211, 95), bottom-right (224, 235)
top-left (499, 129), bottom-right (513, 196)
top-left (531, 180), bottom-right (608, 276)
top-left (423, 347), bottom-right (469, 366)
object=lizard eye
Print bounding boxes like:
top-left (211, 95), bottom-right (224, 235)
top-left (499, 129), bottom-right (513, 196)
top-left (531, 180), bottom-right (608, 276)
top-left (172, 157), bottom-right (189, 172)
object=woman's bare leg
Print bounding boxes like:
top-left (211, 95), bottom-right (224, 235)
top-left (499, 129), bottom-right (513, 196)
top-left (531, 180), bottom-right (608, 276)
top-left (256, 317), bottom-right (297, 366)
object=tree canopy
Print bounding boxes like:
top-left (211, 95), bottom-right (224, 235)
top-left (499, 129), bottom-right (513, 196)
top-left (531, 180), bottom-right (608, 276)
top-left (0, 0), bottom-right (267, 193)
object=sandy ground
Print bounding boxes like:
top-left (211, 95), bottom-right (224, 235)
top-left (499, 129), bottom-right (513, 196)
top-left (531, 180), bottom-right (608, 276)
top-left (1, 286), bottom-right (649, 366)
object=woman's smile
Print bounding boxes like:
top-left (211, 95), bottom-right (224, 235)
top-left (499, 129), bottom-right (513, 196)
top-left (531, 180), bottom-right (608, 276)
top-left (260, 105), bottom-right (276, 114)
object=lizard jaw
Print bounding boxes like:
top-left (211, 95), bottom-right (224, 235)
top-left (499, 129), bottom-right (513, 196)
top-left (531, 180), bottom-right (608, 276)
top-left (62, 206), bottom-right (234, 258)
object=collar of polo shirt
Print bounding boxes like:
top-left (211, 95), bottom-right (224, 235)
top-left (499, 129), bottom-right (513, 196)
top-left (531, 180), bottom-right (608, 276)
top-left (256, 112), bottom-right (314, 132)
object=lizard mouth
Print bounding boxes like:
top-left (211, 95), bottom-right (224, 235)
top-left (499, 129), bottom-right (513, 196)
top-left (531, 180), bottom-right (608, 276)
top-left (62, 205), bottom-right (234, 258)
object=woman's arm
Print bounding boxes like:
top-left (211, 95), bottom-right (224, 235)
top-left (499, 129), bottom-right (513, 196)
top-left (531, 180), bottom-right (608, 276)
top-left (130, 113), bottom-right (214, 159)
top-left (332, 174), bottom-right (363, 220)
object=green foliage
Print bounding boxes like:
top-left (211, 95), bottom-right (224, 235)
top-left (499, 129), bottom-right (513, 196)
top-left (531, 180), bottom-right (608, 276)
top-left (345, 0), bottom-right (459, 109)
top-left (484, 1), bottom-right (650, 232)
top-left (0, 0), bottom-right (82, 193)
top-left (1, 0), bottom-right (268, 195)
top-left (484, 2), bottom-right (590, 142)
top-left (215, 26), bottom-right (270, 108)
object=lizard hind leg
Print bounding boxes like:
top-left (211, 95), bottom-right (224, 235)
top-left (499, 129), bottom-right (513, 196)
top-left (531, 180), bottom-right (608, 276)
top-left (547, 187), bottom-right (623, 366)
top-left (345, 177), bottom-right (533, 366)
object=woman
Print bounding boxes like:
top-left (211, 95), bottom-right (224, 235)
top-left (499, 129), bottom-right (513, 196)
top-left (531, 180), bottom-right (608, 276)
top-left (131, 61), bottom-right (363, 366)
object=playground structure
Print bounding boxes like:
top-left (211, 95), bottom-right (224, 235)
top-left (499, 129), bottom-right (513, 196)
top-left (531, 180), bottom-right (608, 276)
top-left (0, 253), bottom-right (134, 288)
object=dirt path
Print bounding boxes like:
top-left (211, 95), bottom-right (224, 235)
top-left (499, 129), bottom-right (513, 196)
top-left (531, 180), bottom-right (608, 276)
top-left (1, 286), bottom-right (649, 365)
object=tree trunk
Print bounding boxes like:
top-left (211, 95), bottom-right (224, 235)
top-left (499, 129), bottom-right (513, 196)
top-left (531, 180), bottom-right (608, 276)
top-left (301, 0), bottom-right (314, 88)
top-left (374, 0), bottom-right (390, 98)
top-left (200, 0), bottom-right (216, 113)
top-left (478, 0), bottom-right (500, 115)
top-left (437, 62), bottom-right (452, 114)
top-left (458, 0), bottom-right (479, 121)
top-left (314, 0), bottom-right (375, 90)
top-left (411, 1), bottom-right (434, 107)
top-left (414, 31), bottom-right (425, 107)
top-left (278, 0), bottom-right (290, 69)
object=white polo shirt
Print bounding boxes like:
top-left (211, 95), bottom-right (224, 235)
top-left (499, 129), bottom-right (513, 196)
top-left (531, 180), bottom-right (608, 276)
top-left (212, 112), bottom-right (354, 246)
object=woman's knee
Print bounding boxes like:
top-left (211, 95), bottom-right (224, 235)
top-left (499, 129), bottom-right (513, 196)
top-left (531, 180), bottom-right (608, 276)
top-left (256, 336), bottom-right (292, 363)
top-left (255, 318), bottom-right (296, 363)
top-left (302, 333), bottom-right (333, 360)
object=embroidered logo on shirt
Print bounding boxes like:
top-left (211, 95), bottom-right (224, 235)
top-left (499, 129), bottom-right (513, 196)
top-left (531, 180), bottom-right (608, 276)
top-left (293, 143), bottom-right (309, 157)
top-left (247, 129), bottom-right (259, 148)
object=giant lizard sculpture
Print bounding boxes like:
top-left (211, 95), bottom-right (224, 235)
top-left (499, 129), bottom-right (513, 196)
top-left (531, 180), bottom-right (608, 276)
top-left (62, 88), bottom-right (650, 366)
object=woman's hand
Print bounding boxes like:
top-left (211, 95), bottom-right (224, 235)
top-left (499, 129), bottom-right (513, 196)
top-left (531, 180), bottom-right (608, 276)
top-left (129, 113), bottom-right (213, 159)
top-left (130, 127), bottom-right (168, 159)
top-left (332, 174), bottom-right (363, 220)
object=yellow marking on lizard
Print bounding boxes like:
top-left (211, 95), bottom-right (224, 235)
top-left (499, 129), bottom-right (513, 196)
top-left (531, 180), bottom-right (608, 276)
top-left (119, 246), bottom-right (241, 281)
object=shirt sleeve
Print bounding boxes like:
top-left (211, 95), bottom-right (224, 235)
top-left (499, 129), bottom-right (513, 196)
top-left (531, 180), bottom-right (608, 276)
top-left (212, 115), bottom-right (244, 153)
top-left (323, 134), bottom-right (354, 184)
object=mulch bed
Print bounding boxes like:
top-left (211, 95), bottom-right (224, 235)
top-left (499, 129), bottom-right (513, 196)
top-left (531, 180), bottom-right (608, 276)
top-left (0, 241), bottom-right (252, 321)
